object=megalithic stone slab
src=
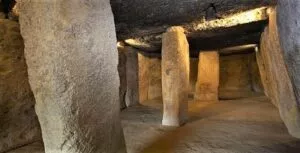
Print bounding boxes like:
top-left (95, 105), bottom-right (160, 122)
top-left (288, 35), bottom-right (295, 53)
top-left (161, 27), bottom-right (189, 126)
top-left (195, 51), bottom-right (220, 101)
top-left (18, 0), bottom-right (127, 152)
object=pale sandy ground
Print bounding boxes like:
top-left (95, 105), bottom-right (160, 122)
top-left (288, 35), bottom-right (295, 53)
top-left (7, 96), bottom-right (300, 153)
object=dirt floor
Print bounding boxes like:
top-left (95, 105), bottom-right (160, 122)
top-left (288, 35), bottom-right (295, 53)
top-left (6, 96), bottom-right (300, 153)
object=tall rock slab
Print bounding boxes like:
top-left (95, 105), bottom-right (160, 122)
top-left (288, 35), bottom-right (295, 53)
top-left (195, 51), bottom-right (219, 101)
top-left (257, 7), bottom-right (300, 138)
top-left (277, 2), bottom-right (300, 138)
top-left (18, 0), bottom-right (127, 152)
top-left (138, 53), bottom-right (150, 103)
top-left (125, 47), bottom-right (139, 107)
top-left (161, 27), bottom-right (189, 126)
top-left (0, 19), bottom-right (41, 153)
top-left (117, 44), bottom-right (127, 110)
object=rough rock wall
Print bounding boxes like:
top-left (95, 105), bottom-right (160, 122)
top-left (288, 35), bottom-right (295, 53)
top-left (189, 58), bottom-right (199, 94)
top-left (118, 46), bottom-right (127, 110)
top-left (0, 19), bottom-right (41, 153)
top-left (257, 7), bottom-right (300, 138)
top-left (147, 57), bottom-right (162, 100)
top-left (18, 0), bottom-right (126, 152)
top-left (219, 53), bottom-right (263, 99)
top-left (125, 47), bottom-right (139, 107)
top-left (138, 53), bottom-right (150, 103)
top-left (220, 54), bottom-right (252, 92)
top-left (250, 53), bottom-right (264, 93)
top-left (276, 1), bottom-right (300, 138)
top-left (195, 51), bottom-right (219, 101)
top-left (138, 56), bottom-right (199, 102)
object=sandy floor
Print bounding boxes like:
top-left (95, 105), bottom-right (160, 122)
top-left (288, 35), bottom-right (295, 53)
top-left (122, 96), bottom-right (300, 153)
top-left (7, 96), bottom-right (300, 153)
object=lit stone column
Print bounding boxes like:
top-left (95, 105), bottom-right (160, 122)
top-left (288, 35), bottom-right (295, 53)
top-left (195, 51), bottom-right (220, 101)
top-left (161, 27), bottom-right (189, 126)
top-left (125, 47), bottom-right (139, 107)
top-left (138, 53), bottom-right (150, 103)
top-left (18, 0), bottom-right (126, 153)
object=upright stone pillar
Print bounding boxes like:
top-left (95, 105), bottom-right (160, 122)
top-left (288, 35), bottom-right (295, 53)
top-left (138, 53), bottom-right (150, 103)
top-left (161, 27), bottom-right (189, 126)
top-left (277, 1), bottom-right (300, 138)
top-left (125, 47), bottom-right (139, 107)
top-left (117, 43), bottom-right (127, 110)
top-left (195, 51), bottom-right (220, 101)
top-left (18, 1), bottom-right (126, 153)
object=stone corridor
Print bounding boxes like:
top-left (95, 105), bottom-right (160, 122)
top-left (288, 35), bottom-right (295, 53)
top-left (1, 0), bottom-right (300, 153)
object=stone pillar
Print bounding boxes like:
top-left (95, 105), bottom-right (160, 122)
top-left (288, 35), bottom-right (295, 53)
top-left (277, 2), bottom-right (300, 138)
top-left (125, 47), bottom-right (139, 107)
top-left (117, 43), bottom-right (127, 110)
top-left (161, 27), bottom-right (189, 126)
top-left (138, 53), bottom-right (150, 103)
top-left (195, 51), bottom-right (219, 101)
top-left (18, 1), bottom-right (127, 153)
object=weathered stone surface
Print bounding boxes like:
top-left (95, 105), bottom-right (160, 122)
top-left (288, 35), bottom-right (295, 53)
top-left (257, 7), bottom-right (300, 138)
top-left (138, 53), bottom-right (150, 103)
top-left (111, 0), bottom-right (275, 39)
top-left (18, 0), bottom-right (126, 152)
top-left (147, 58), bottom-right (162, 100)
top-left (118, 45), bottom-right (127, 110)
top-left (195, 51), bottom-right (219, 101)
top-left (220, 54), bottom-right (251, 92)
top-left (219, 53), bottom-right (263, 99)
top-left (0, 19), bottom-right (41, 153)
top-left (138, 56), bottom-right (198, 103)
top-left (189, 58), bottom-right (199, 94)
top-left (277, 1), bottom-right (300, 138)
top-left (162, 27), bottom-right (189, 126)
top-left (250, 53), bottom-right (264, 93)
top-left (125, 47), bottom-right (139, 107)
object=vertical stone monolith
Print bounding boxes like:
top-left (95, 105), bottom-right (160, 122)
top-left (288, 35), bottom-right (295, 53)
top-left (125, 47), bottom-right (139, 107)
top-left (161, 27), bottom-right (189, 126)
top-left (277, 2), bottom-right (300, 138)
top-left (138, 53), bottom-right (150, 103)
top-left (195, 51), bottom-right (219, 101)
top-left (18, 0), bottom-right (127, 152)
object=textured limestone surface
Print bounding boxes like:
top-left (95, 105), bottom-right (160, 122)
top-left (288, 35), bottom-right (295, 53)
top-left (138, 53), bottom-right (149, 103)
top-left (125, 47), bottom-right (139, 107)
top-left (219, 53), bottom-right (263, 99)
top-left (138, 56), bottom-right (198, 103)
top-left (277, 1), bottom-right (300, 138)
top-left (258, 7), bottom-right (300, 138)
top-left (118, 45), bottom-right (127, 110)
top-left (189, 58), bottom-right (199, 94)
top-left (18, 0), bottom-right (126, 153)
top-left (195, 51), bottom-right (219, 101)
top-left (250, 53), bottom-right (264, 93)
top-left (147, 58), bottom-right (162, 100)
top-left (161, 27), bottom-right (189, 126)
top-left (0, 19), bottom-right (41, 153)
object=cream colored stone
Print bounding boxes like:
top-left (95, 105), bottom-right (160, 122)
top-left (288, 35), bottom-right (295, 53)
top-left (258, 7), bottom-right (300, 138)
top-left (125, 47), bottom-right (139, 107)
top-left (18, 0), bottom-right (126, 152)
top-left (161, 26), bottom-right (189, 126)
top-left (138, 53), bottom-right (150, 103)
top-left (195, 51), bottom-right (219, 101)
